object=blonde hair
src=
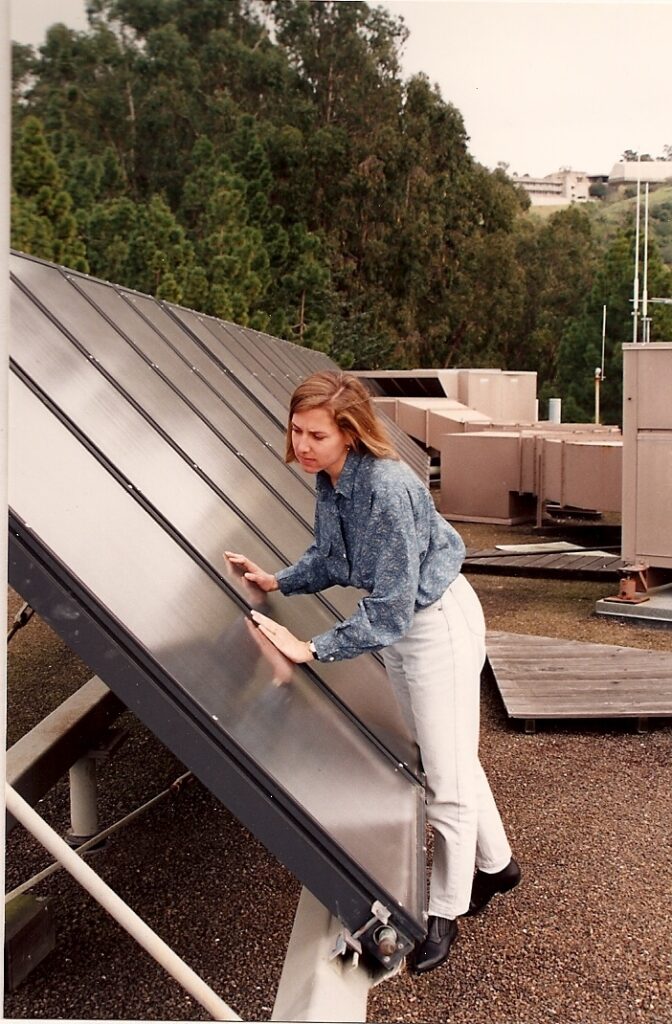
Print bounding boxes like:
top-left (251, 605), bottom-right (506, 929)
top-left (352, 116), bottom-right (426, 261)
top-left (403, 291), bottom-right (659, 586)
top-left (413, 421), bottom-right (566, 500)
top-left (285, 371), bottom-right (399, 463)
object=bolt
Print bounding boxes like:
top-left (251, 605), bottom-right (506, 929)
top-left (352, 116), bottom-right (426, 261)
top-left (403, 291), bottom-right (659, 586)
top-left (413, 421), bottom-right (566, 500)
top-left (374, 925), bottom-right (398, 957)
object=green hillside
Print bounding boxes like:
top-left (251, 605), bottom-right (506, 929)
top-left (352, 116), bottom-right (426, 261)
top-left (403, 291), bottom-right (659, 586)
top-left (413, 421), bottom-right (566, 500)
top-left (588, 184), bottom-right (672, 267)
top-left (525, 185), bottom-right (672, 266)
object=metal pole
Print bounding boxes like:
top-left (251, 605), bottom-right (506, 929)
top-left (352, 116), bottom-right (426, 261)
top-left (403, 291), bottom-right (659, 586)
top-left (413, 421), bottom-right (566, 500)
top-left (632, 160), bottom-right (640, 343)
top-left (594, 368), bottom-right (601, 425)
top-left (642, 182), bottom-right (650, 343)
top-left (68, 756), bottom-right (99, 843)
top-left (601, 304), bottom-right (607, 378)
top-left (595, 304), bottom-right (606, 425)
top-left (5, 784), bottom-right (242, 1022)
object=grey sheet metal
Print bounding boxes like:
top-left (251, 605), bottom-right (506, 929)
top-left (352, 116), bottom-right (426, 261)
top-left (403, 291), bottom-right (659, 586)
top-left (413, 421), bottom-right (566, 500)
top-left (206, 318), bottom-right (296, 405)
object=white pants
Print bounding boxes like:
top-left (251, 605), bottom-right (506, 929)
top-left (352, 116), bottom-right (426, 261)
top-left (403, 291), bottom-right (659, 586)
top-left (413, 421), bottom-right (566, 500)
top-left (382, 574), bottom-right (512, 919)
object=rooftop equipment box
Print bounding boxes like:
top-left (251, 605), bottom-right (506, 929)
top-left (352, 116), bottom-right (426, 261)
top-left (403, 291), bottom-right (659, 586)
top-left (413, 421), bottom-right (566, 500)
top-left (456, 369), bottom-right (537, 423)
top-left (439, 432), bottom-right (534, 524)
top-left (622, 342), bottom-right (672, 577)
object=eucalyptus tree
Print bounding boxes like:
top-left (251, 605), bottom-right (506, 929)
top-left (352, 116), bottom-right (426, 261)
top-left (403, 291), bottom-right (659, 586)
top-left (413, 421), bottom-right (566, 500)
top-left (516, 205), bottom-right (599, 398)
top-left (10, 0), bottom-right (612, 384)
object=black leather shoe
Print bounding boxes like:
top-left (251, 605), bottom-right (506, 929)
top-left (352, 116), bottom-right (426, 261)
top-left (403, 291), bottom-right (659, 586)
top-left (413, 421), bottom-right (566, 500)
top-left (465, 857), bottom-right (521, 916)
top-left (410, 916), bottom-right (458, 975)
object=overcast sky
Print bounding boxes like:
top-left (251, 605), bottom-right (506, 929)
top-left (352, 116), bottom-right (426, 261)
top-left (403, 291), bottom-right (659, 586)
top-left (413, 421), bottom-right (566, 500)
top-left (9, 0), bottom-right (672, 177)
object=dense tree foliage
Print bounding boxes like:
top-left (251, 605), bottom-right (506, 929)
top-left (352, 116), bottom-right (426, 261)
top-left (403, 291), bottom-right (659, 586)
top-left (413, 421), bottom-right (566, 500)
top-left (11, 0), bottom-right (672, 422)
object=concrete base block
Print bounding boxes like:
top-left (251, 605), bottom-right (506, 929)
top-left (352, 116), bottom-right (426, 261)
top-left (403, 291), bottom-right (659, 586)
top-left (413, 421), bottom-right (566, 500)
top-left (595, 586), bottom-right (672, 625)
top-left (4, 895), bottom-right (56, 991)
top-left (272, 889), bottom-right (378, 1023)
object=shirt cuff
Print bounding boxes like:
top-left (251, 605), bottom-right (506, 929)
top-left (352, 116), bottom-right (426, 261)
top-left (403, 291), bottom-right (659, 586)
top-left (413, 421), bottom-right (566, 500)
top-left (275, 566), bottom-right (301, 595)
top-left (312, 631), bottom-right (339, 662)
top-left (311, 627), bottom-right (376, 663)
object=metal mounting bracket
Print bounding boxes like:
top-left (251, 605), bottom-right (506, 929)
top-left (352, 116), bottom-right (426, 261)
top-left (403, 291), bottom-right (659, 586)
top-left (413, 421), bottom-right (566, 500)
top-left (330, 899), bottom-right (415, 971)
top-left (604, 562), bottom-right (650, 604)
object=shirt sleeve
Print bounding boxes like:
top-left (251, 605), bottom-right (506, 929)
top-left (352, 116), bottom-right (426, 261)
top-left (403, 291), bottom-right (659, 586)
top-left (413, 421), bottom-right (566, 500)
top-left (275, 541), bottom-right (332, 595)
top-left (275, 499), bottom-right (333, 595)
top-left (311, 485), bottom-right (422, 662)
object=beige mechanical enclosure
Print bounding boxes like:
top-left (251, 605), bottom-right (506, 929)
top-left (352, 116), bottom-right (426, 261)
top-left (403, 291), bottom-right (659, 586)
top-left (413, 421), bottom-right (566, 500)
top-left (621, 342), bottom-right (672, 582)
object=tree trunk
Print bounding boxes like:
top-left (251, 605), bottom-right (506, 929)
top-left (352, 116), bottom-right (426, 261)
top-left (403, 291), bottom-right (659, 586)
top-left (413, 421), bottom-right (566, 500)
top-left (298, 288), bottom-right (306, 342)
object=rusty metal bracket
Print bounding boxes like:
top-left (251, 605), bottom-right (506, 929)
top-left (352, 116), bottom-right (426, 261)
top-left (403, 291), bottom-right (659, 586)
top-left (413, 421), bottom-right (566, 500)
top-left (603, 563), bottom-right (650, 604)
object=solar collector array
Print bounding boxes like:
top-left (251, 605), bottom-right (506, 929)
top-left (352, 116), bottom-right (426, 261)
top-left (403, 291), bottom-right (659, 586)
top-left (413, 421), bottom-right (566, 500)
top-left (8, 252), bottom-right (427, 964)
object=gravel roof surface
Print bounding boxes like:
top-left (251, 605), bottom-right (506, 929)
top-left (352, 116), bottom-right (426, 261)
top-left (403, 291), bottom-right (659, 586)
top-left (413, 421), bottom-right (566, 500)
top-left (4, 520), bottom-right (672, 1024)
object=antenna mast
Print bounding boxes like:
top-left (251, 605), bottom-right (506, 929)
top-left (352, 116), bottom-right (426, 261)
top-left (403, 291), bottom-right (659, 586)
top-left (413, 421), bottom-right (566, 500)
top-left (642, 182), bottom-right (651, 343)
top-left (632, 157), bottom-right (641, 343)
top-left (595, 304), bottom-right (606, 424)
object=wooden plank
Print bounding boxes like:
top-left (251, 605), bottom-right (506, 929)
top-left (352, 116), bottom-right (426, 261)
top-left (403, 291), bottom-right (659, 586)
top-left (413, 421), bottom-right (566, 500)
top-left (489, 630), bottom-right (670, 655)
top-left (493, 668), bottom-right (672, 688)
top-left (495, 685), bottom-right (672, 704)
top-left (498, 685), bottom-right (671, 699)
top-left (498, 691), bottom-right (672, 708)
top-left (493, 664), bottom-right (672, 681)
top-left (485, 631), bottom-right (672, 722)
top-left (489, 667), bottom-right (669, 683)
top-left (495, 699), bottom-right (672, 713)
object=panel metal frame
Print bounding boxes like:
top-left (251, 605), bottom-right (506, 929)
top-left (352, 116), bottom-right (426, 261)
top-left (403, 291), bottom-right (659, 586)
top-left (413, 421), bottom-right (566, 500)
top-left (114, 287), bottom-right (310, 492)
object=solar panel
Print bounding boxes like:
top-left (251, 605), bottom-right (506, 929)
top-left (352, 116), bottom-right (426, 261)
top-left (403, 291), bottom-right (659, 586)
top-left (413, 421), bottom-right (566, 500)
top-left (128, 296), bottom-right (290, 428)
top-left (204, 317), bottom-right (296, 405)
top-left (8, 252), bottom-right (427, 967)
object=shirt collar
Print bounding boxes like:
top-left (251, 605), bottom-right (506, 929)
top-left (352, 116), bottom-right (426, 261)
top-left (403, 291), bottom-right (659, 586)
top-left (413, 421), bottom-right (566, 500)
top-left (317, 448), bottom-right (362, 500)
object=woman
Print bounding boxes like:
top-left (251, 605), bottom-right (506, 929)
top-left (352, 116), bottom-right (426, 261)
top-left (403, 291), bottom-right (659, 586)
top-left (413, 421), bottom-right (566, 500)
top-left (225, 371), bottom-right (520, 975)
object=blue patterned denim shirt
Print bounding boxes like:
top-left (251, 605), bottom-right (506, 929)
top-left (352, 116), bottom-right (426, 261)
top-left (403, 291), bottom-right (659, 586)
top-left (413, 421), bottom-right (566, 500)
top-left (276, 450), bottom-right (466, 662)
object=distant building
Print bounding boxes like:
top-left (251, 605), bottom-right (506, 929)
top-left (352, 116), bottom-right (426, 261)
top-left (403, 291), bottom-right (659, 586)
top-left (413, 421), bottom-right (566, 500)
top-left (511, 168), bottom-right (591, 207)
top-left (609, 160), bottom-right (672, 186)
top-left (510, 160), bottom-right (672, 207)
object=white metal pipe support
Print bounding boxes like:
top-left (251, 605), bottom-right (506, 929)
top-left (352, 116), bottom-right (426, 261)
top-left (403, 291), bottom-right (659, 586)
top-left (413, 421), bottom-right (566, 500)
top-left (69, 755), bottom-right (99, 842)
top-left (5, 783), bottom-right (242, 1022)
top-left (642, 182), bottom-right (650, 333)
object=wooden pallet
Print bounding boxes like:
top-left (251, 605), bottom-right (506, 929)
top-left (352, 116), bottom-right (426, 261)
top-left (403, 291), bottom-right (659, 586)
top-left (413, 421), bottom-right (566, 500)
top-left (486, 630), bottom-right (672, 732)
top-left (465, 547), bottom-right (623, 581)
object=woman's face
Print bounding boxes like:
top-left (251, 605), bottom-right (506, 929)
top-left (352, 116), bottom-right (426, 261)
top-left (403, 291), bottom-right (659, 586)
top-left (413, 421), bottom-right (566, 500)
top-left (291, 406), bottom-right (351, 483)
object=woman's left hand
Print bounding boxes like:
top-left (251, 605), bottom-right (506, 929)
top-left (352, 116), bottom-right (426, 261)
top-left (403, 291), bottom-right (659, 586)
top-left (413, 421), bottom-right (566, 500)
top-left (250, 610), bottom-right (314, 664)
top-left (244, 618), bottom-right (293, 686)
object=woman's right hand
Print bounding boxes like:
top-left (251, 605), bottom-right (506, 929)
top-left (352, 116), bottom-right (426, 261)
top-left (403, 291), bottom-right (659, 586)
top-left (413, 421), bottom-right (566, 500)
top-left (224, 551), bottom-right (279, 592)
